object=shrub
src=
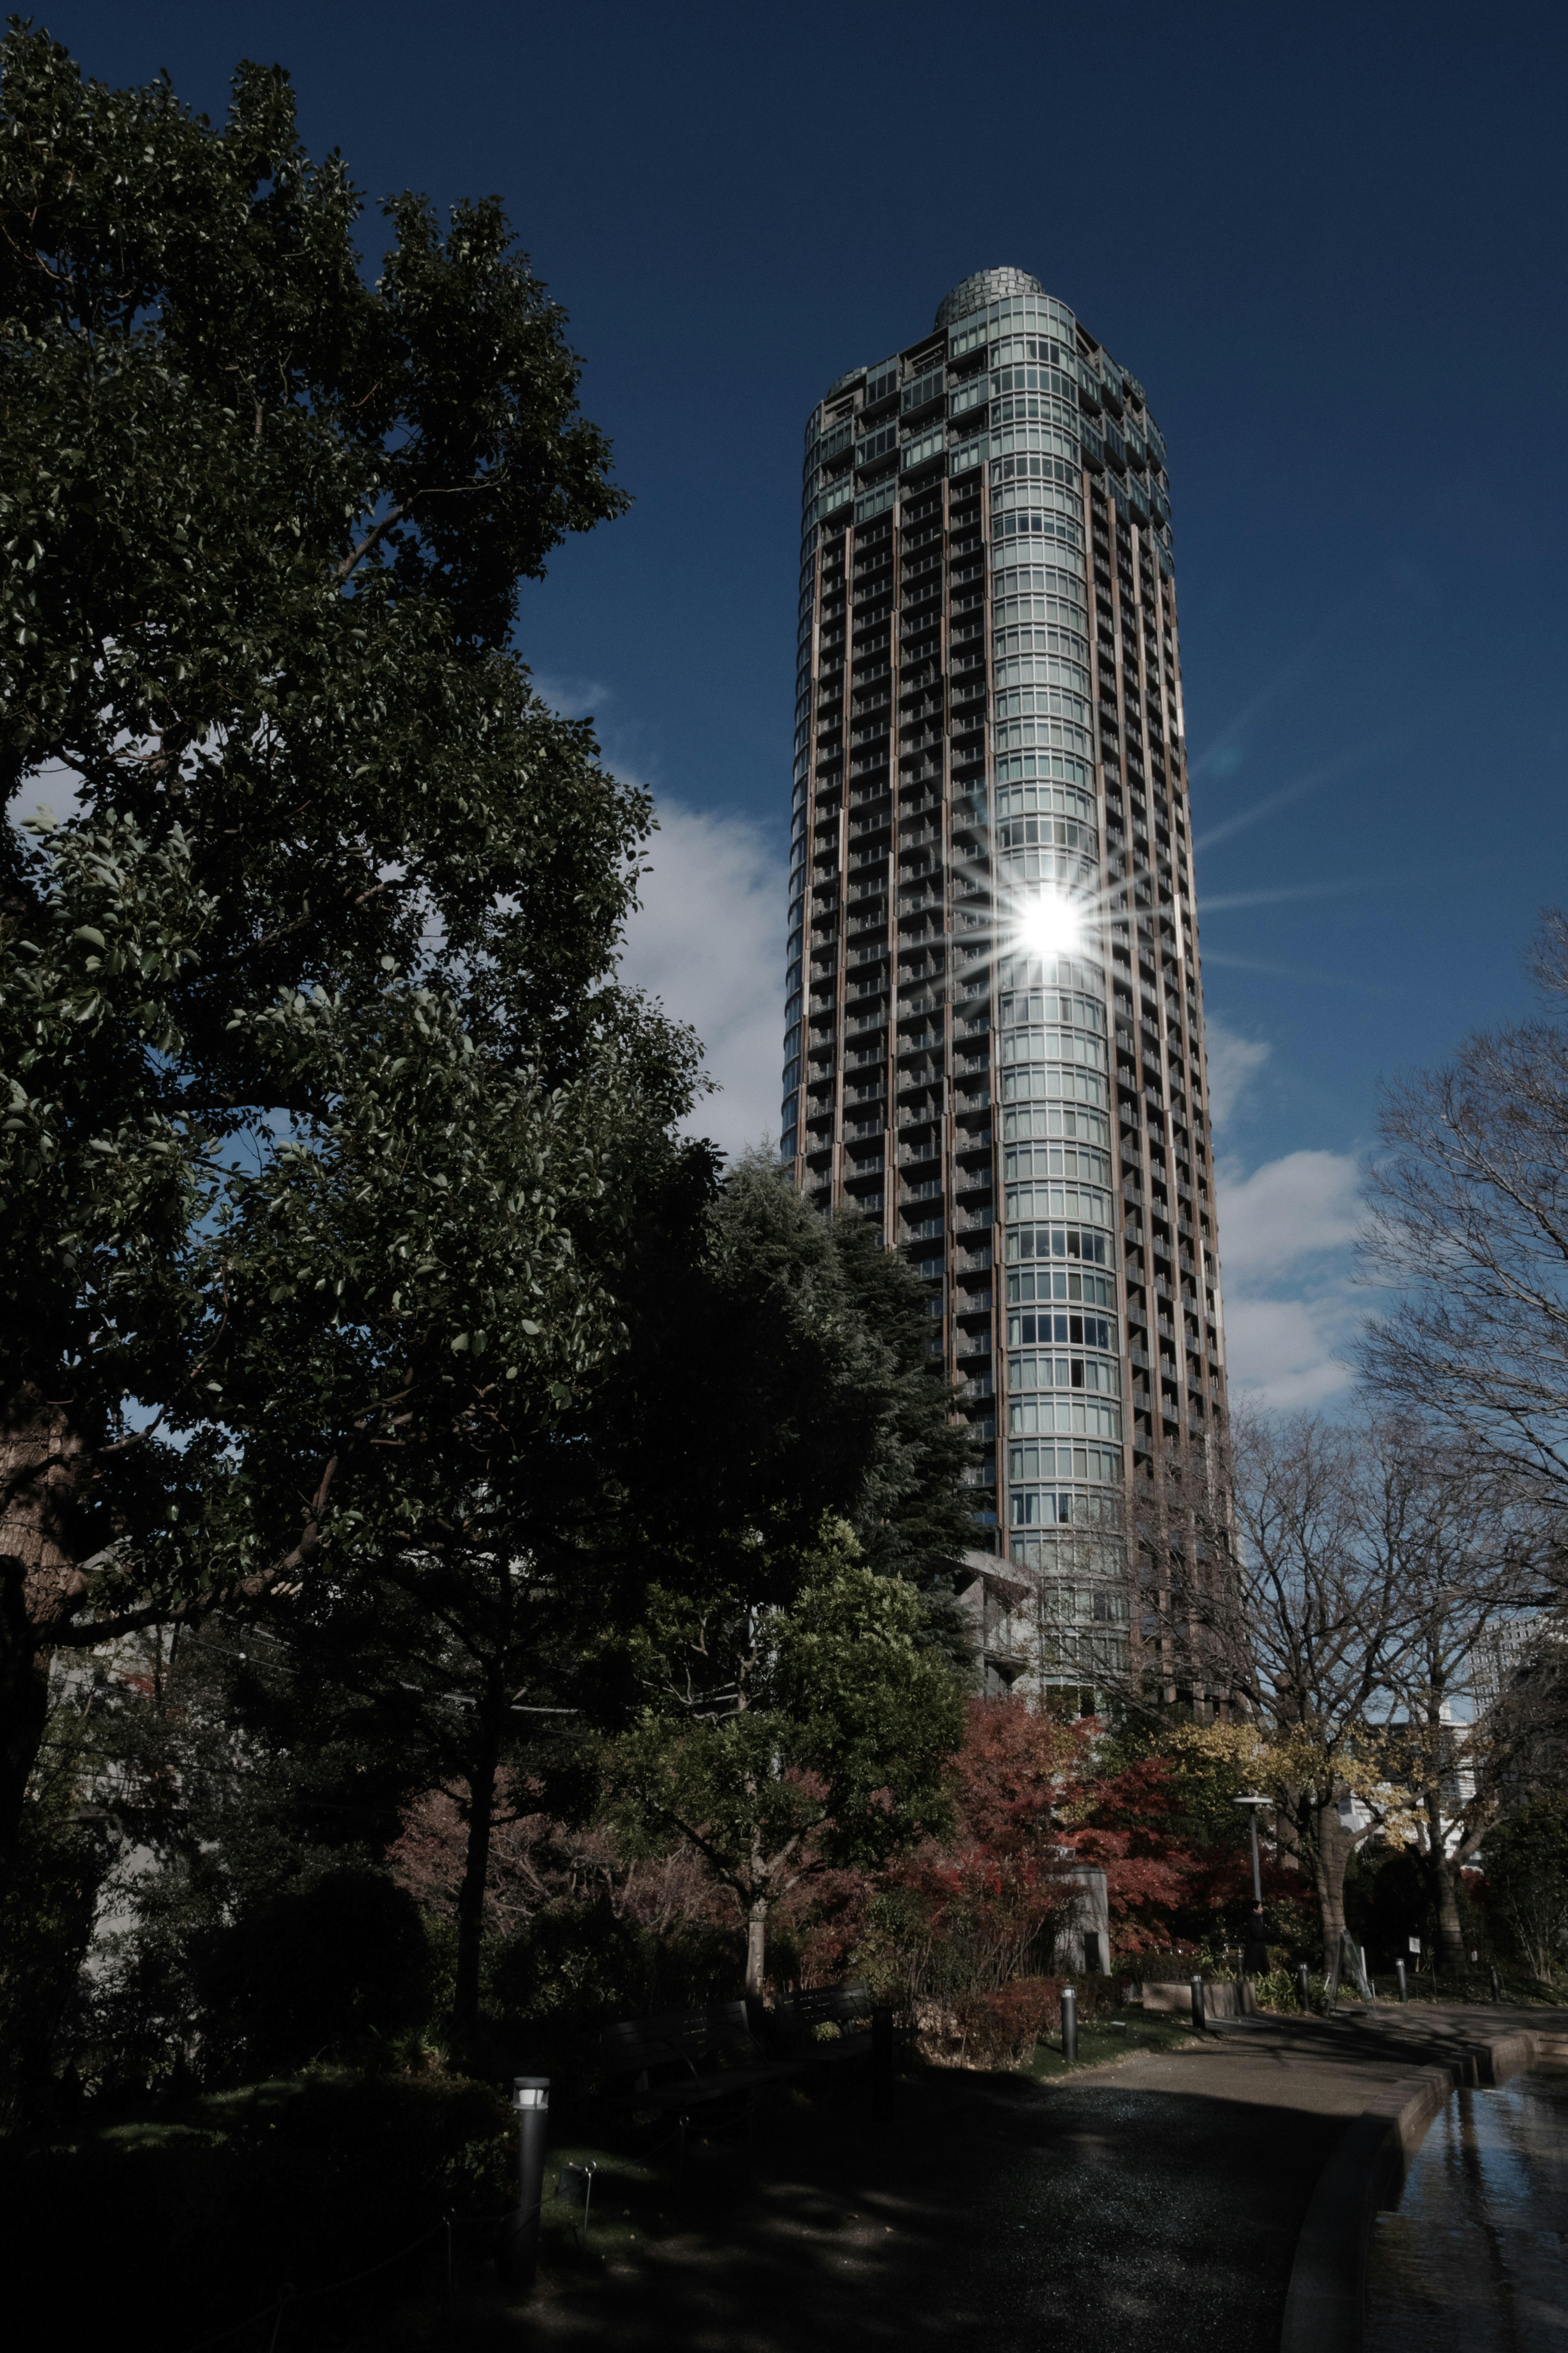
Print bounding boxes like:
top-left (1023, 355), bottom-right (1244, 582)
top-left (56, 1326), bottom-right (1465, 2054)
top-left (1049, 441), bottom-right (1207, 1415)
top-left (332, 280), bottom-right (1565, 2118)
top-left (955, 1977), bottom-right (1062, 2069)
top-left (488, 1895), bottom-right (743, 2032)
top-left (192, 1869), bottom-right (437, 2078)
top-left (1, 2067), bottom-right (515, 2348)
top-left (1252, 1967), bottom-right (1331, 2015)
top-left (0, 1809), bottom-right (103, 2127)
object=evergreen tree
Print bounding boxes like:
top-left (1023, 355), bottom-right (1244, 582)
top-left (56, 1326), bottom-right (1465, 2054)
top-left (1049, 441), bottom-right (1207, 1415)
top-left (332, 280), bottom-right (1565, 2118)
top-left (591, 1160), bottom-right (980, 1622)
top-left (225, 1159), bottom-right (978, 2031)
top-left (0, 23), bottom-right (691, 1889)
top-left (609, 1527), bottom-right (964, 1997)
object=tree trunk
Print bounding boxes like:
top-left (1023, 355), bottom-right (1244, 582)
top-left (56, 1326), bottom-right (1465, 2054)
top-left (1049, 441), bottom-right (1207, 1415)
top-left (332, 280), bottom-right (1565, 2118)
top-left (0, 1608), bottom-right (50, 1902)
top-left (453, 1737), bottom-right (499, 2035)
top-left (1312, 1794), bottom-right (1354, 1983)
top-left (744, 1892), bottom-right (768, 1999)
top-left (0, 1387), bottom-right (91, 1902)
top-left (1412, 1701), bottom-right (1470, 1975)
top-left (1435, 1858), bottom-right (1467, 1976)
top-left (1427, 1787), bottom-right (1468, 1974)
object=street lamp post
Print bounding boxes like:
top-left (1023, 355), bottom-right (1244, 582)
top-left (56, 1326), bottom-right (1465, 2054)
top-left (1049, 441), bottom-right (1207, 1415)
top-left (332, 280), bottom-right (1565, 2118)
top-left (1233, 1792), bottom-right (1269, 1905)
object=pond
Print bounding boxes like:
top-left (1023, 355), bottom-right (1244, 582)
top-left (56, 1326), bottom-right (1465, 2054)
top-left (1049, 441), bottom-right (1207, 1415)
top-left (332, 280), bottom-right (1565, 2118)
top-left (1365, 2069), bottom-right (1568, 2350)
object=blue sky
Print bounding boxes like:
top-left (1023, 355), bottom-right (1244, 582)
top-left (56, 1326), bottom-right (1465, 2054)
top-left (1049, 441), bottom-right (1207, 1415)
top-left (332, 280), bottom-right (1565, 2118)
top-left (35, 0), bottom-right (1568, 1403)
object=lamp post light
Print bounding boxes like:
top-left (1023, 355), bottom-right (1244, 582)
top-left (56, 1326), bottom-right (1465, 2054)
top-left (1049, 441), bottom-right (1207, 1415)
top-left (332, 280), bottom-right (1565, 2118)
top-left (1232, 1792), bottom-right (1269, 1905)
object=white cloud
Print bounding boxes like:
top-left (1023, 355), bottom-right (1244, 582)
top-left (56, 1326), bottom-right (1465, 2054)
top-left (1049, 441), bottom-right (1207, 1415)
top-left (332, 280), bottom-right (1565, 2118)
top-left (617, 797), bottom-right (787, 1159)
top-left (11, 757), bottom-right (87, 827)
top-left (1216, 1149), bottom-right (1363, 1408)
top-left (1217, 1150), bottom-right (1361, 1281)
top-left (1205, 1014), bottom-right (1271, 1129)
top-left (529, 669), bottom-right (613, 722)
top-left (1222, 1293), bottom-right (1361, 1412)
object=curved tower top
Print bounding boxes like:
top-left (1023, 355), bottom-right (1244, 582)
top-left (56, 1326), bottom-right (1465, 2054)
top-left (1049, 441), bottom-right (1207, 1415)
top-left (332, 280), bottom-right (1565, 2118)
top-left (935, 266), bottom-right (1048, 327)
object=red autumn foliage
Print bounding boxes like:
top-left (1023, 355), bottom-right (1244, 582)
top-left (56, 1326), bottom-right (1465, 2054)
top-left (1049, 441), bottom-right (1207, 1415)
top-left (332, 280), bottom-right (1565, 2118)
top-left (947, 1694), bottom-right (1083, 1856)
top-left (928, 1697), bottom-right (1205, 1961)
top-left (895, 1697), bottom-right (1086, 1985)
top-left (1060, 1749), bottom-right (1203, 1957)
top-left (385, 1695), bottom-right (1287, 2024)
top-left (960, 1977), bottom-right (1064, 2067)
top-left (388, 1784), bottom-right (733, 1939)
top-left (809, 1699), bottom-right (1215, 1990)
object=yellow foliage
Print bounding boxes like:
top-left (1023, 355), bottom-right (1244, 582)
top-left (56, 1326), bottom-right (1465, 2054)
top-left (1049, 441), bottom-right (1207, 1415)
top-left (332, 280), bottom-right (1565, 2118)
top-left (1162, 1720), bottom-right (1422, 1847)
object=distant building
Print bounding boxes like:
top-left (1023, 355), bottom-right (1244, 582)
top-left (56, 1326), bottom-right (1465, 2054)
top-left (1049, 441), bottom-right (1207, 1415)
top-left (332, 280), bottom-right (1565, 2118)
top-left (782, 268), bottom-right (1231, 1708)
top-left (1472, 1616), bottom-right (1556, 1719)
top-left (1470, 1614), bottom-right (1566, 1800)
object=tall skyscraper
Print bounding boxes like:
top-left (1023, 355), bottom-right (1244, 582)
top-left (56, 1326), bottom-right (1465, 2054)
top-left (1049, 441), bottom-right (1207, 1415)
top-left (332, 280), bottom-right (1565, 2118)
top-left (780, 266), bottom-right (1229, 1710)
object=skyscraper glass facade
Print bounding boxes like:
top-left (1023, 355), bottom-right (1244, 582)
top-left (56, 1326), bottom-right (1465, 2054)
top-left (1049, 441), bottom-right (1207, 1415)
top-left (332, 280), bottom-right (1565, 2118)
top-left (780, 266), bottom-right (1229, 1708)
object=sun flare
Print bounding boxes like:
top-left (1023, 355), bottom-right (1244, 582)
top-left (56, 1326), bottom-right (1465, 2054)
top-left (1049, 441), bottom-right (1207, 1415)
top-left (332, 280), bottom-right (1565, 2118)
top-left (1016, 891), bottom-right (1089, 961)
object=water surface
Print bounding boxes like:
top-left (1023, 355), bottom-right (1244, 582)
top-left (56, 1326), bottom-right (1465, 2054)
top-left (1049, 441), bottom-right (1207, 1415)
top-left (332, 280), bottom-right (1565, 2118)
top-left (1366, 2069), bottom-right (1568, 2350)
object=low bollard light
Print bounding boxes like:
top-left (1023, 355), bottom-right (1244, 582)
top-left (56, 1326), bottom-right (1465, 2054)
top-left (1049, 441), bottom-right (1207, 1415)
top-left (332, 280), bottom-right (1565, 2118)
top-left (498, 2076), bottom-right (550, 2290)
top-left (1296, 1962), bottom-right (1311, 2012)
top-left (1062, 1984), bottom-right (1078, 2063)
top-left (1395, 1958), bottom-right (1408, 2003)
top-left (555, 2161), bottom-right (596, 2237)
top-left (1190, 1972), bottom-right (1206, 2034)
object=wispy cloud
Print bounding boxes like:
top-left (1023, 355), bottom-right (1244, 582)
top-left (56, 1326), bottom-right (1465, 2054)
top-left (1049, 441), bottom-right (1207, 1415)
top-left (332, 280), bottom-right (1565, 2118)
top-left (1198, 871), bottom-right (1399, 914)
top-left (1204, 1015), bottom-right (1271, 1128)
top-left (1191, 727), bottom-right (1406, 853)
top-left (617, 796), bottom-right (787, 1159)
top-left (528, 669), bottom-right (615, 722)
top-left (1203, 1013), bottom-right (1365, 1407)
top-left (1216, 1149), bottom-right (1363, 1408)
top-left (1201, 949), bottom-right (1431, 1005)
top-left (1187, 590), bottom-right (1376, 783)
top-left (1221, 1289), bottom-right (1362, 1412)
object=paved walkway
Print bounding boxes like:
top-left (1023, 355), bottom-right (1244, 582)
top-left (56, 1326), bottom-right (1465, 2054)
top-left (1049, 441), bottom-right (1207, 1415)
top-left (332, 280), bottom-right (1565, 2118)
top-left (499, 2007), bottom-right (1566, 2353)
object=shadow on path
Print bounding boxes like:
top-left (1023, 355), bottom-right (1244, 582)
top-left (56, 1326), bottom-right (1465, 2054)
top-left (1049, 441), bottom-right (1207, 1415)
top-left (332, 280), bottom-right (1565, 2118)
top-left (503, 2045), bottom-right (1349, 2350)
top-left (478, 2011), bottom-right (1566, 2353)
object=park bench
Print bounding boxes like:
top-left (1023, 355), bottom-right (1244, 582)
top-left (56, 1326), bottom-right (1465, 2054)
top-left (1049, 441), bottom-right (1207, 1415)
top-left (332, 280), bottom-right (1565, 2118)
top-left (769, 1978), bottom-right (878, 2073)
top-left (599, 2000), bottom-right (800, 2146)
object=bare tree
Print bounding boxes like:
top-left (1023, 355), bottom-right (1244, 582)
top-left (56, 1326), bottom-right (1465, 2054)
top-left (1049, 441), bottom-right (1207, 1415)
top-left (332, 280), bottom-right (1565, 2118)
top-left (1365, 1454), bottom-right (1542, 1972)
top-left (1359, 910), bottom-right (1568, 1525)
top-left (1136, 1411), bottom-right (1501, 1972)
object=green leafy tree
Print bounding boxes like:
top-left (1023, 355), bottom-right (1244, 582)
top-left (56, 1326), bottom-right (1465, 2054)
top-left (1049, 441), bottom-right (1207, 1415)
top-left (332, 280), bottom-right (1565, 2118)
top-left (590, 1160), bottom-right (980, 1626)
top-left (0, 24), bottom-right (688, 1888)
top-left (181, 974), bottom-right (690, 2033)
top-left (73, 1615), bottom-right (432, 2097)
top-left (227, 1154), bottom-right (974, 2032)
top-left (610, 1525), bottom-right (964, 1997)
top-left (1481, 1799), bottom-right (1568, 1983)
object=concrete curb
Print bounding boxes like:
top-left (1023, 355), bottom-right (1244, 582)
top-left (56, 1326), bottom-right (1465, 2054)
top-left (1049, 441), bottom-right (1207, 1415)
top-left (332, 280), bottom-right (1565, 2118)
top-left (1278, 2024), bottom-right (1568, 2353)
